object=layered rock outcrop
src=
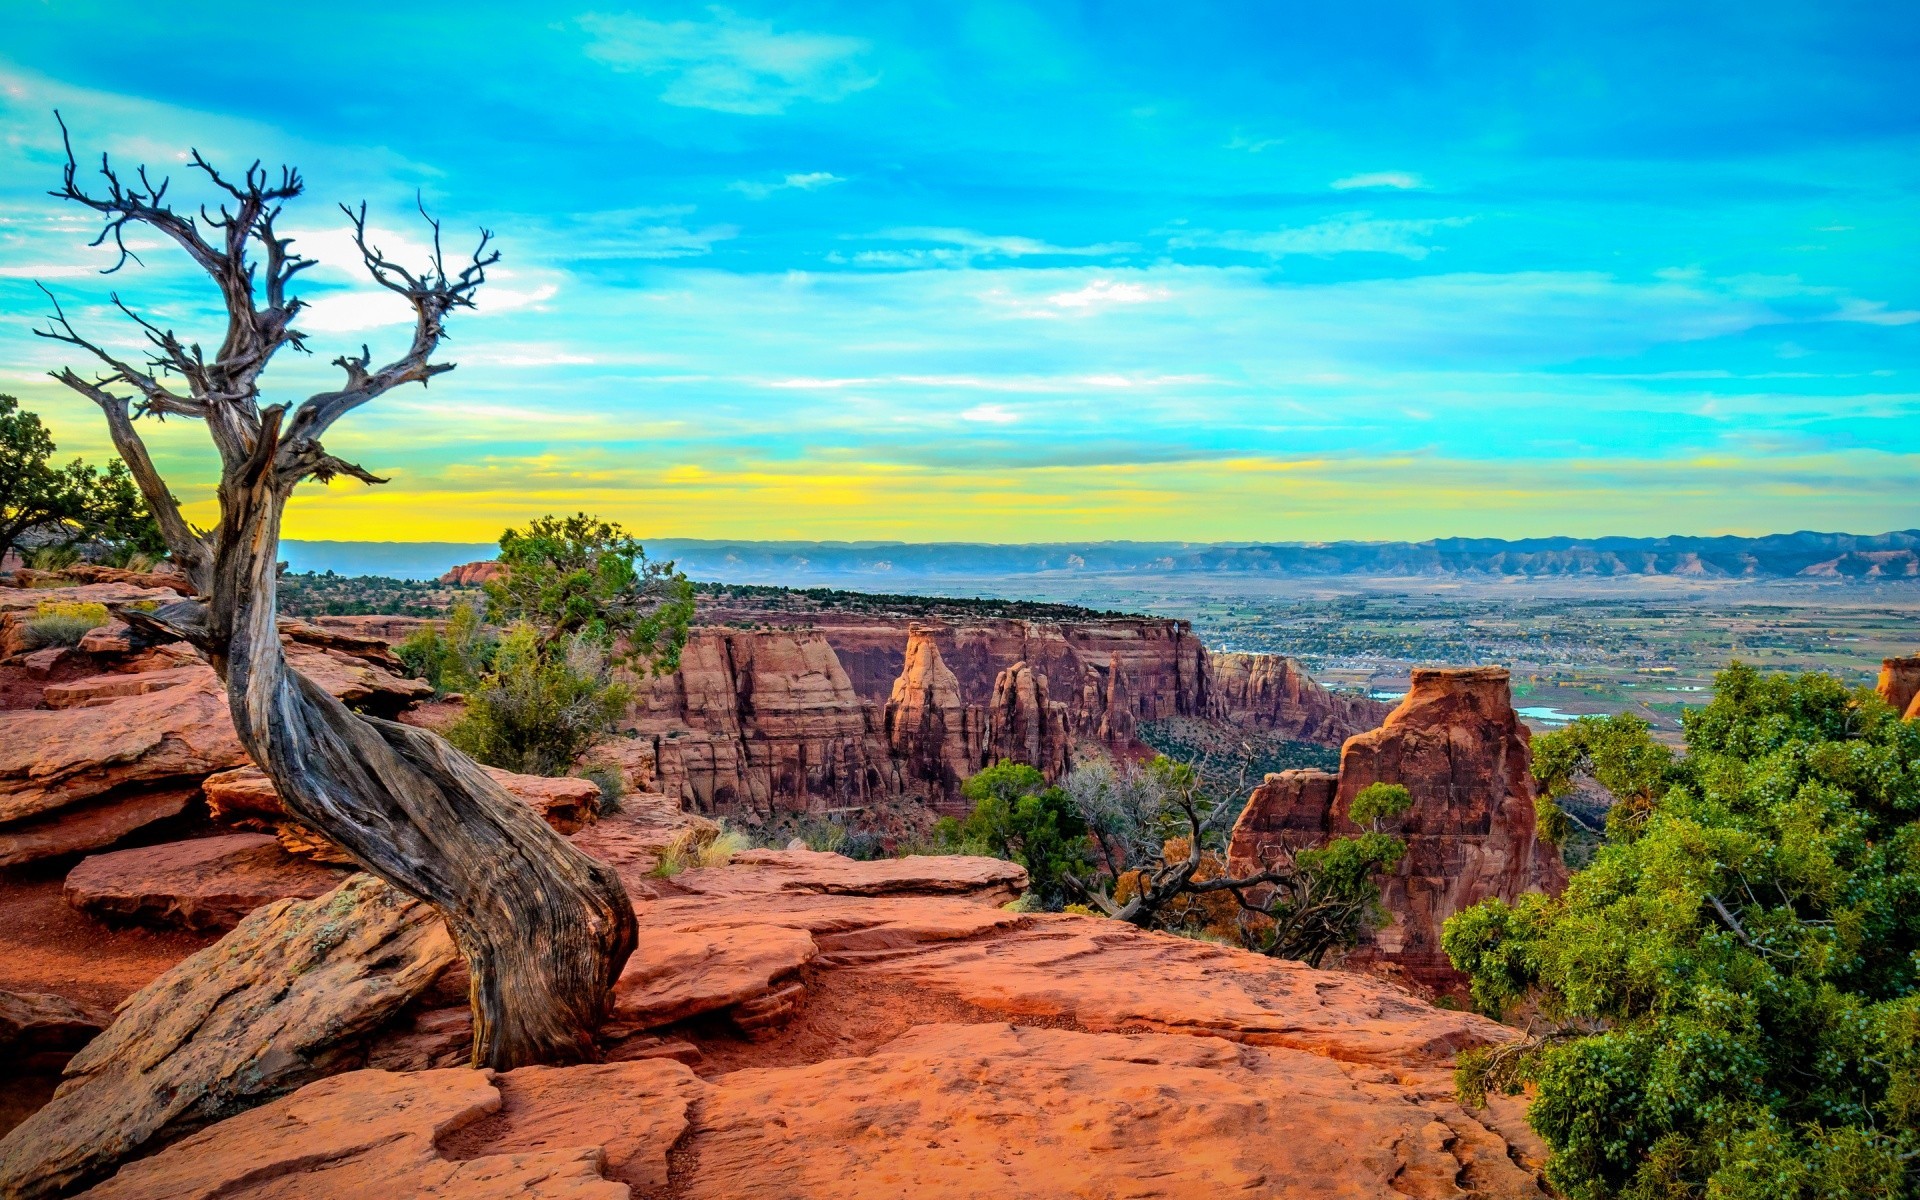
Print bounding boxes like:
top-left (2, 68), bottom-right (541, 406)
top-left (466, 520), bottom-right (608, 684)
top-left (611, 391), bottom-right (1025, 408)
top-left (1880, 655), bottom-right (1920, 720)
top-left (0, 875), bottom-right (457, 1199)
top-left (0, 624), bottom-right (432, 866)
top-left (438, 560), bottom-right (503, 587)
top-left (880, 628), bottom-right (983, 808)
top-left (1210, 652), bottom-right (1391, 743)
top-left (28, 844), bottom-right (1546, 1200)
top-left (634, 610), bottom-right (1380, 819)
top-left (1228, 667), bottom-right (1567, 992)
top-left (984, 661), bottom-right (1071, 781)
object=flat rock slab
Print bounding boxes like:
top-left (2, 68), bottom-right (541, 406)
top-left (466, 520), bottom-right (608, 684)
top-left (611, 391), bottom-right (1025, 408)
top-left (841, 911), bottom-right (1512, 1067)
top-left (676, 848), bottom-right (1026, 902)
top-left (0, 875), bottom-right (456, 1200)
top-left (678, 1022), bottom-right (1544, 1200)
top-left (40, 667), bottom-right (208, 710)
top-left (0, 788), bottom-right (199, 869)
top-left (0, 990), bottom-right (103, 1059)
top-left (0, 675), bottom-right (243, 827)
top-left (64, 834), bottom-right (348, 931)
top-left (74, 1066), bottom-right (648, 1200)
top-left (84, 1025), bottom-right (1543, 1200)
top-left (610, 923), bottom-right (818, 1031)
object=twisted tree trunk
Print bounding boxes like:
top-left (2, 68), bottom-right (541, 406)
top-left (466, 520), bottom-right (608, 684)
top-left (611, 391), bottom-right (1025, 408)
top-left (38, 118), bottom-right (636, 1067)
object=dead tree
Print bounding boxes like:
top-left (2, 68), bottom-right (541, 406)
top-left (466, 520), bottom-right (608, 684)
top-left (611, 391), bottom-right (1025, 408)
top-left (33, 115), bottom-right (636, 1068)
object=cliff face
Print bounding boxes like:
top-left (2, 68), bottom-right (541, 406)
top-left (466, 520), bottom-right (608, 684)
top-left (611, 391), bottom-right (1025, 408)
top-left (1227, 666), bottom-right (1567, 991)
top-left (634, 631), bottom-right (886, 816)
top-left (1209, 653), bottom-right (1391, 743)
top-left (629, 611), bottom-right (1379, 819)
top-left (1879, 656), bottom-right (1920, 720)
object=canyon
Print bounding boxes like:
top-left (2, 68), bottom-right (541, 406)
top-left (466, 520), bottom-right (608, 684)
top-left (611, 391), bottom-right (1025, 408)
top-left (630, 604), bottom-right (1388, 820)
top-left (0, 574), bottom-right (1570, 1197)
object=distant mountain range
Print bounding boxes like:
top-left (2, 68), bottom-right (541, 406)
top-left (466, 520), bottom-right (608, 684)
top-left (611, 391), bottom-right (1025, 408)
top-left (282, 531), bottom-right (1920, 583)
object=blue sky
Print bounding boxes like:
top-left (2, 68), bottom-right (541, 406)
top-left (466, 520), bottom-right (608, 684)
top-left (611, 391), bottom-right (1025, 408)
top-left (1, 1), bottom-right (1916, 541)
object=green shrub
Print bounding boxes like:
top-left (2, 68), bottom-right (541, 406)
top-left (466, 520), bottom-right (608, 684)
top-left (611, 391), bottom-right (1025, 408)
top-left (1444, 663), bottom-right (1920, 1199)
top-left (395, 601), bottom-right (494, 695)
top-left (576, 762), bottom-right (625, 815)
top-left (938, 761), bottom-right (1089, 908)
top-left (20, 599), bottom-right (109, 649)
top-left (1348, 781), bottom-right (1413, 829)
top-left (446, 625), bottom-right (630, 776)
top-left (649, 824), bottom-right (748, 878)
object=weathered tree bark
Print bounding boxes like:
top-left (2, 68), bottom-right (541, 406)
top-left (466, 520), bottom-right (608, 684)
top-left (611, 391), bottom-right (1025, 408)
top-left (35, 115), bottom-right (636, 1067)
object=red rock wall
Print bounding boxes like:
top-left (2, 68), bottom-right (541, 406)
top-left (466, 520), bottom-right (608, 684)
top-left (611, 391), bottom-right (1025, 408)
top-left (628, 611), bottom-right (1385, 821)
top-left (1209, 652), bottom-right (1391, 743)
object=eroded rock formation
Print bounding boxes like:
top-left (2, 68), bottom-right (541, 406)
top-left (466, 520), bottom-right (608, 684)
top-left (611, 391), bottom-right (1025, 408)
top-left (39, 847), bottom-right (1546, 1200)
top-left (1228, 666), bottom-right (1567, 992)
top-left (1880, 655), bottom-right (1920, 720)
top-left (438, 560), bottom-right (503, 586)
top-left (632, 610), bottom-right (1378, 820)
top-left (1211, 652), bottom-right (1391, 743)
top-left (880, 628), bottom-right (983, 809)
top-left (985, 661), bottom-right (1071, 781)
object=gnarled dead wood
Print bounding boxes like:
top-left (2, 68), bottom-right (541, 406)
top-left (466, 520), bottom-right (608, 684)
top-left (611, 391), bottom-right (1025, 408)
top-left (34, 113), bottom-right (636, 1069)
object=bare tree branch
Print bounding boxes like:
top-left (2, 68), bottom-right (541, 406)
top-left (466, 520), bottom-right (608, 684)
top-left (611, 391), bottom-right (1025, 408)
top-left (281, 200), bottom-right (497, 450)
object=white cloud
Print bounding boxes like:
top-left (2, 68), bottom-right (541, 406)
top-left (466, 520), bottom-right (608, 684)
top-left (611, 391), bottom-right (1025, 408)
top-left (1225, 133), bottom-right (1285, 153)
top-left (1043, 279), bottom-right (1172, 310)
top-left (1170, 213), bottom-right (1469, 260)
top-left (579, 9), bottom-right (876, 115)
top-left (839, 227), bottom-right (1136, 268)
top-left (296, 281), bottom-right (558, 334)
top-left (960, 403), bottom-right (1019, 424)
top-left (1823, 297), bottom-right (1920, 326)
top-left (1332, 171), bottom-right (1426, 190)
top-left (729, 171), bottom-right (844, 199)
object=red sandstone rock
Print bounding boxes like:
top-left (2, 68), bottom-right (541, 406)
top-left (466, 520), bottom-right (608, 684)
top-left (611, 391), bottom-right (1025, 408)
top-left (40, 666), bottom-right (207, 709)
top-left (0, 674), bottom-right (243, 829)
top-left (0, 875), bottom-right (457, 1199)
top-left (636, 630), bottom-right (885, 816)
top-left (0, 789), bottom-right (199, 868)
top-left (1225, 767), bottom-right (1342, 878)
top-left (677, 1022), bottom-right (1544, 1200)
top-left (0, 990), bottom-right (103, 1061)
top-left (8, 564), bottom-right (194, 596)
top-left (985, 660), bottom-right (1070, 777)
top-left (101, 1021), bottom-right (1542, 1200)
top-left (64, 834), bottom-right (347, 931)
top-left (0, 585), bottom-right (181, 659)
top-left (633, 611), bottom-right (1369, 822)
top-left (1210, 651), bottom-right (1390, 742)
top-left (1880, 655), bottom-right (1920, 720)
top-left (439, 560), bottom-right (504, 586)
top-left (881, 626), bottom-right (984, 811)
top-left (1229, 666), bottom-right (1567, 991)
top-left (677, 847), bottom-right (1026, 902)
top-left (73, 1066), bottom-right (649, 1200)
top-left (609, 922), bottom-right (818, 1032)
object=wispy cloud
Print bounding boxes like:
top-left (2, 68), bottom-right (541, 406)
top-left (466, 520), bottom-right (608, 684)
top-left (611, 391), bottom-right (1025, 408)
top-left (1332, 171), bottom-right (1426, 190)
top-left (1169, 213), bottom-right (1470, 259)
top-left (960, 403), bottom-right (1019, 424)
top-left (729, 171), bottom-right (844, 199)
top-left (834, 227), bottom-right (1137, 268)
top-left (578, 8), bottom-right (876, 115)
